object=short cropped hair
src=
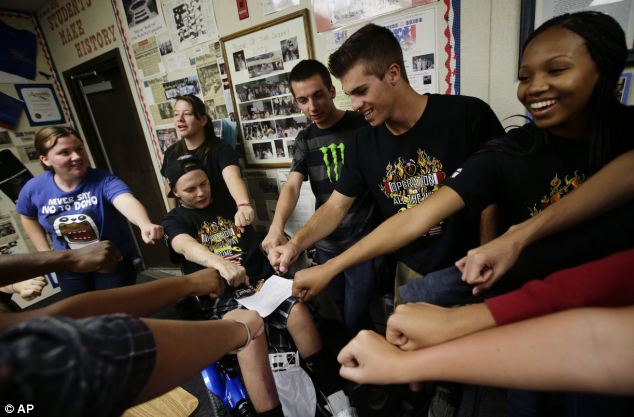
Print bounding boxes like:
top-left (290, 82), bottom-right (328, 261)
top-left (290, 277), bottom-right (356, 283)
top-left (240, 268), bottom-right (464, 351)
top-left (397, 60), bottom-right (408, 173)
top-left (288, 59), bottom-right (333, 96)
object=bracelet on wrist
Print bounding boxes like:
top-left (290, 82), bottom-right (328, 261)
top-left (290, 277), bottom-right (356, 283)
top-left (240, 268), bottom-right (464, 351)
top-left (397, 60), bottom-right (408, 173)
top-left (237, 203), bottom-right (251, 208)
top-left (229, 320), bottom-right (252, 353)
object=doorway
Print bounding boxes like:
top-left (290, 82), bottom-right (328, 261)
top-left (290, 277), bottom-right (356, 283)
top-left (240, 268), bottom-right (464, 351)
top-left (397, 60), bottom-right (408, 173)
top-left (64, 49), bottom-right (169, 267)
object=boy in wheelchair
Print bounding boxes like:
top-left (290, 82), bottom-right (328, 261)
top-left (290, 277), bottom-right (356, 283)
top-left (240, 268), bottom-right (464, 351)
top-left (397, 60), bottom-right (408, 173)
top-left (161, 155), bottom-right (356, 417)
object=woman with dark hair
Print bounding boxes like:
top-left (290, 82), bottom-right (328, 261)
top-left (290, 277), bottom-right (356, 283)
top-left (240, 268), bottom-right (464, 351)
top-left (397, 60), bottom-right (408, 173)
top-left (162, 95), bottom-right (254, 229)
top-left (16, 126), bottom-right (163, 297)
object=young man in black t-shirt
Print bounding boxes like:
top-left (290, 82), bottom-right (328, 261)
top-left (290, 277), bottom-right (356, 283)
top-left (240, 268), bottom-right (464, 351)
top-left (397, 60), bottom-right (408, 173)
top-left (268, 24), bottom-right (504, 303)
top-left (161, 155), bottom-right (357, 417)
top-left (262, 60), bottom-right (376, 335)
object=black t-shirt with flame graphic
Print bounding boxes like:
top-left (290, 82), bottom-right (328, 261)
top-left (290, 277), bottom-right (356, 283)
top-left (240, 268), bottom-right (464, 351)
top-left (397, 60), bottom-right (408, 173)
top-left (336, 94), bottom-right (504, 274)
top-left (162, 205), bottom-right (272, 280)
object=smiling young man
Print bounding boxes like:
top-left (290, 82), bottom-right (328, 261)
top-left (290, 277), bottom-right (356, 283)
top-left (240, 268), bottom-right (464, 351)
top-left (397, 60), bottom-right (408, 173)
top-left (262, 59), bottom-right (376, 335)
top-left (269, 25), bottom-right (504, 304)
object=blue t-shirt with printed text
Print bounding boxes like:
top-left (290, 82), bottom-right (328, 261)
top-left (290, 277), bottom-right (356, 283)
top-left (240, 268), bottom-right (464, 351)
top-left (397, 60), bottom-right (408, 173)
top-left (16, 168), bottom-right (135, 257)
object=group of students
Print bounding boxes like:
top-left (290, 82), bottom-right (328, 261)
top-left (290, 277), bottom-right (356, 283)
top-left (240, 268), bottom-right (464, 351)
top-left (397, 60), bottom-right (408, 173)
top-left (1, 9), bottom-right (633, 417)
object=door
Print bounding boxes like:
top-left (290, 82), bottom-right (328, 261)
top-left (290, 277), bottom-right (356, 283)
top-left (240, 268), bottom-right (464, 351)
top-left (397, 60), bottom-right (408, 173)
top-left (64, 49), bottom-right (169, 267)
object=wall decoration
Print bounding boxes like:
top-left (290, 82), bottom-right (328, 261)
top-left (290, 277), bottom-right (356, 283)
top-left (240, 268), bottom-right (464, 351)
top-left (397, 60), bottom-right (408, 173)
top-left (14, 84), bottom-right (64, 126)
top-left (221, 9), bottom-right (313, 167)
top-left (617, 72), bottom-right (631, 104)
top-left (312, 0), bottom-right (437, 32)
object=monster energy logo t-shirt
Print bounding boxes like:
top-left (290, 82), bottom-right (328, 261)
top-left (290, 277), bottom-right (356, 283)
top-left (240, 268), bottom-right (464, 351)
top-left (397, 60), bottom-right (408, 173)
top-left (290, 111), bottom-right (375, 252)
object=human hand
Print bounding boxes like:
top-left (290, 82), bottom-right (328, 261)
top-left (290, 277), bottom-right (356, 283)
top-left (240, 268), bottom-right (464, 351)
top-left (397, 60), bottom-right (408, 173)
top-left (68, 241), bottom-right (122, 273)
top-left (13, 277), bottom-right (47, 300)
top-left (338, 330), bottom-right (408, 385)
top-left (292, 263), bottom-right (334, 301)
top-left (139, 223), bottom-right (164, 244)
top-left (216, 260), bottom-right (248, 287)
top-left (455, 227), bottom-right (524, 295)
top-left (223, 308), bottom-right (265, 340)
top-left (386, 303), bottom-right (455, 350)
top-left (267, 242), bottom-right (300, 274)
top-left (234, 205), bottom-right (255, 232)
top-left (184, 268), bottom-right (225, 298)
top-left (261, 228), bottom-right (287, 254)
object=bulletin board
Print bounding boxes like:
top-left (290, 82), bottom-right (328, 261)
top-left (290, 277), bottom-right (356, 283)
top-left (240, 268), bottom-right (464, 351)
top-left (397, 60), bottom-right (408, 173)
top-left (221, 9), bottom-right (314, 168)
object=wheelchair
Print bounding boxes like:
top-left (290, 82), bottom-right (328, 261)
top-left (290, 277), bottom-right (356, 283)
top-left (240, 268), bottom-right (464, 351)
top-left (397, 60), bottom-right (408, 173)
top-left (175, 268), bottom-right (336, 417)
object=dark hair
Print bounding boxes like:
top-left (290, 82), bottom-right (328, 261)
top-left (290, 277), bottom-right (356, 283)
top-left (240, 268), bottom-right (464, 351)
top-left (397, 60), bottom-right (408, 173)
top-left (173, 94), bottom-right (220, 161)
top-left (329, 24), bottom-right (409, 84)
top-left (486, 11), bottom-right (627, 172)
top-left (289, 59), bottom-right (333, 96)
top-left (34, 126), bottom-right (83, 171)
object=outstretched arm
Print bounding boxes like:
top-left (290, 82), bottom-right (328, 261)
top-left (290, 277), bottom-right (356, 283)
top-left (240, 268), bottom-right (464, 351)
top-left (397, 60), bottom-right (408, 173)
top-left (292, 186), bottom-right (465, 300)
top-left (171, 233), bottom-right (247, 287)
top-left (136, 308), bottom-right (262, 404)
top-left (457, 149), bottom-right (634, 293)
top-left (0, 268), bottom-right (224, 331)
top-left (339, 306), bottom-right (634, 395)
top-left (0, 241), bottom-right (122, 286)
top-left (261, 171), bottom-right (304, 253)
top-left (268, 190), bottom-right (355, 274)
top-left (19, 215), bottom-right (51, 252)
top-left (222, 165), bottom-right (255, 230)
top-left (112, 193), bottom-right (164, 244)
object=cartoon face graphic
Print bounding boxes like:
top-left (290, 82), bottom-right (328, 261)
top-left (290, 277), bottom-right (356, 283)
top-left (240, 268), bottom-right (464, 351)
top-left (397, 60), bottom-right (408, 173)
top-left (53, 213), bottom-right (99, 249)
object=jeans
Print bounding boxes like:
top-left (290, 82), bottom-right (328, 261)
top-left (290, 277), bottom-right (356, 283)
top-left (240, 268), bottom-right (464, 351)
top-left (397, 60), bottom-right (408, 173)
top-left (315, 248), bottom-right (375, 335)
top-left (58, 256), bottom-right (137, 297)
top-left (399, 265), bottom-right (482, 307)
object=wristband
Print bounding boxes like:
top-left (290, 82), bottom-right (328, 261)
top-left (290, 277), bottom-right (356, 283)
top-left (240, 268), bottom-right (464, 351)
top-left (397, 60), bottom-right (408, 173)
top-left (229, 320), bottom-right (252, 353)
top-left (237, 203), bottom-right (251, 208)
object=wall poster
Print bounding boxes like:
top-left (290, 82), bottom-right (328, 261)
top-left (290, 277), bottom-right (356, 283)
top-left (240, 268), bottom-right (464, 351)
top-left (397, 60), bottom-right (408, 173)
top-left (221, 9), bottom-right (313, 168)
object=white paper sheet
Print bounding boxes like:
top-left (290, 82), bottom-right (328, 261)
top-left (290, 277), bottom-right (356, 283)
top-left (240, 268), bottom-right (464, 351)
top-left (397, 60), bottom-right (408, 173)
top-left (236, 275), bottom-right (292, 317)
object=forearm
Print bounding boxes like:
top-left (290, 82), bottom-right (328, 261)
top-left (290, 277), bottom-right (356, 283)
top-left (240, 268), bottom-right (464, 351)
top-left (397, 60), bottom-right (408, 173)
top-left (179, 240), bottom-right (227, 270)
top-left (113, 193), bottom-right (153, 226)
top-left (508, 149), bottom-right (634, 249)
top-left (136, 318), bottom-right (248, 403)
top-left (0, 250), bottom-right (74, 285)
top-left (328, 187), bottom-right (464, 275)
top-left (223, 166), bottom-right (251, 205)
top-left (290, 203), bottom-right (345, 251)
top-left (0, 275), bottom-right (200, 329)
top-left (398, 306), bottom-right (634, 395)
top-left (20, 215), bottom-right (51, 251)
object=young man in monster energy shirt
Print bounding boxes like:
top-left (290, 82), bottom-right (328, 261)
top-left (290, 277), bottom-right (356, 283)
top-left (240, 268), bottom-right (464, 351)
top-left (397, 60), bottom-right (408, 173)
top-left (262, 59), bottom-right (375, 335)
top-left (268, 25), bottom-right (504, 304)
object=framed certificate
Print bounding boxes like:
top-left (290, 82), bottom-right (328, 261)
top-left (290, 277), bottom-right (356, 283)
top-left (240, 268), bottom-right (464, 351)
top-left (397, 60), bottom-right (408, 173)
top-left (15, 84), bottom-right (65, 126)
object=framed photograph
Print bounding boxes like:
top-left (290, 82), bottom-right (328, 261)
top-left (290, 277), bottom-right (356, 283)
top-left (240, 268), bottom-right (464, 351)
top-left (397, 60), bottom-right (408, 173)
top-left (221, 9), bottom-right (313, 168)
top-left (520, 0), bottom-right (634, 64)
top-left (14, 84), bottom-right (65, 126)
top-left (616, 72), bottom-right (632, 104)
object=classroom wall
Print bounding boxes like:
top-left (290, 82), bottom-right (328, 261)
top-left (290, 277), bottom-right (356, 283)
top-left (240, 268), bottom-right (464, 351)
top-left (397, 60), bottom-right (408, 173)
top-left (0, 11), bottom-right (72, 254)
top-left (0, 0), bottom-right (533, 246)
